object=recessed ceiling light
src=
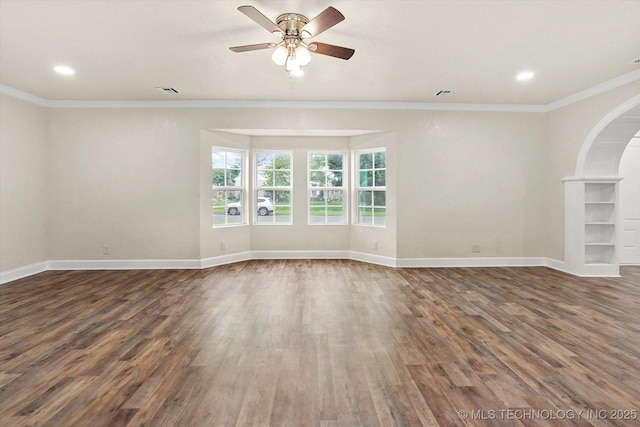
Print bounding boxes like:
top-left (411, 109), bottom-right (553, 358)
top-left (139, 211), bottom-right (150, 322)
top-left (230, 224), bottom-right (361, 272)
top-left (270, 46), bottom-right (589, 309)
top-left (54, 65), bottom-right (75, 76)
top-left (516, 71), bottom-right (534, 81)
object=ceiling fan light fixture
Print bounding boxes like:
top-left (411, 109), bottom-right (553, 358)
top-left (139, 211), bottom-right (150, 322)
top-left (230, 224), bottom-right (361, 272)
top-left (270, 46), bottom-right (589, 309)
top-left (285, 55), bottom-right (300, 72)
top-left (296, 46), bottom-right (311, 66)
top-left (230, 5), bottom-right (355, 75)
top-left (272, 46), bottom-right (288, 65)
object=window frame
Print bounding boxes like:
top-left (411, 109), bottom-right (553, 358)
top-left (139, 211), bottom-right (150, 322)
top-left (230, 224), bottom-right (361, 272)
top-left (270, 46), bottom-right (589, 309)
top-left (307, 151), bottom-right (348, 225)
top-left (211, 147), bottom-right (248, 228)
top-left (253, 150), bottom-right (293, 225)
top-left (354, 148), bottom-right (387, 227)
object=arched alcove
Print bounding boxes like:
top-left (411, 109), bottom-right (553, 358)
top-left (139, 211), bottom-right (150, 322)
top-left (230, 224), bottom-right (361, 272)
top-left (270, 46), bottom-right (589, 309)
top-left (564, 95), bottom-right (640, 276)
top-left (576, 95), bottom-right (640, 176)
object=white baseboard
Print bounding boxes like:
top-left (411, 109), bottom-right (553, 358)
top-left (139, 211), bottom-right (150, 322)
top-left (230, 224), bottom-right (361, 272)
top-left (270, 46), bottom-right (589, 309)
top-left (251, 250), bottom-right (352, 260)
top-left (47, 258), bottom-right (202, 271)
top-left (395, 256), bottom-right (549, 268)
top-left (349, 251), bottom-right (397, 267)
top-left (0, 261), bottom-right (47, 285)
top-left (200, 251), bottom-right (252, 269)
top-left (0, 253), bottom-right (571, 285)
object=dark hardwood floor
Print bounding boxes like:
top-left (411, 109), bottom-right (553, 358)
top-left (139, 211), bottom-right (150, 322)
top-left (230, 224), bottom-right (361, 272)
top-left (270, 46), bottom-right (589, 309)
top-left (1, 260), bottom-right (639, 426)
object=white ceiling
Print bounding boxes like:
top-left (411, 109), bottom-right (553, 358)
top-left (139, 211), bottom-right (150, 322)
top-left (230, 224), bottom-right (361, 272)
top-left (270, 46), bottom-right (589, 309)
top-left (1, 0), bottom-right (639, 105)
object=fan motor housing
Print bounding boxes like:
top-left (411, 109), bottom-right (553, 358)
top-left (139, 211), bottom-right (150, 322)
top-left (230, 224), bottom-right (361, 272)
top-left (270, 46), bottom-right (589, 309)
top-left (276, 13), bottom-right (309, 36)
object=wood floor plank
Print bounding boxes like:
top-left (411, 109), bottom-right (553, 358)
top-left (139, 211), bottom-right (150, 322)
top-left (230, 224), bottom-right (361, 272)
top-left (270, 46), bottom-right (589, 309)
top-left (0, 262), bottom-right (639, 426)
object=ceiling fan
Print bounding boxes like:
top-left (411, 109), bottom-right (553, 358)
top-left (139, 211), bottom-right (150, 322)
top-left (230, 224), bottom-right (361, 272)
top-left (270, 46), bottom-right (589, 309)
top-left (229, 5), bottom-right (355, 76)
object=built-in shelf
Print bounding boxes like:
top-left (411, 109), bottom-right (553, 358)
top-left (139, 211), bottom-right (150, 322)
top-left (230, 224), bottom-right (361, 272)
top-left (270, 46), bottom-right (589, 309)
top-left (584, 182), bottom-right (617, 265)
top-left (563, 177), bottom-right (622, 275)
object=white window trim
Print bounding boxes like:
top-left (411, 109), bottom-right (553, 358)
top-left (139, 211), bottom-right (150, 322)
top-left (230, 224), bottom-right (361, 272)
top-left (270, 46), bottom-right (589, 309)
top-left (253, 150), bottom-right (293, 225)
top-left (211, 147), bottom-right (248, 228)
top-left (353, 147), bottom-right (387, 228)
top-left (307, 150), bottom-right (348, 225)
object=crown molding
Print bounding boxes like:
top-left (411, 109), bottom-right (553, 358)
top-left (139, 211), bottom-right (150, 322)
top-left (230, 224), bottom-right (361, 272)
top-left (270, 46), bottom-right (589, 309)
top-left (0, 84), bottom-right (48, 107)
top-left (2, 69), bottom-right (639, 112)
top-left (545, 69), bottom-right (640, 111)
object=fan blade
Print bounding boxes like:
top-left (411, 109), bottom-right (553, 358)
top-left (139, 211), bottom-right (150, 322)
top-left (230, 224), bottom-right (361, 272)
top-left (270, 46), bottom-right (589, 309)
top-left (302, 6), bottom-right (345, 37)
top-left (238, 5), bottom-right (283, 35)
top-left (229, 42), bottom-right (276, 53)
top-left (308, 42), bottom-right (355, 60)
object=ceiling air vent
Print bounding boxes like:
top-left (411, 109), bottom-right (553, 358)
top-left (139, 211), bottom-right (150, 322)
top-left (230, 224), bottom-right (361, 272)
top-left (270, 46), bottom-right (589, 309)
top-left (435, 90), bottom-right (455, 97)
top-left (155, 87), bottom-right (179, 94)
top-left (632, 58), bottom-right (640, 64)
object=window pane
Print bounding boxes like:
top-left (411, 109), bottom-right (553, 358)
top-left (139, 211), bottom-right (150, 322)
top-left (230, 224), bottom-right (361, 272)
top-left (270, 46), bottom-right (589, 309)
top-left (310, 154), bottom-right (326, 170)
top-left (328, 154), bottom-right (343, 170)
top-left (374, 208), bottom-right (386, 226)
top-left (226, 169), bottom-right (241, 187)
top-left (359, 153), bottom-right (373, 169)
top-left (256, 153), bottom-right (272, 169)
top-left (213, 190), bottom-right (243, 225)
top-left (374, 151), bottom-right (386, 168)
top-left (257, 189), bottom-right (273, 200)
top-left (309, 191), bottom-right (326, 223)
top-left (212, 150), bottom-right (225, 168)
top-left (310, 171), bottom-right (325, 187)
top-left (358, 207), bottom-right (373, 225)
top-left (274, 190), bottom-right (291, 223)
top-left (327, 206), bottom-right (343, 218)
top-left (275, 171), bottom-right (290, 186)
top-left (226, 151), bottom-right (242, 168)
top-left (373, 191), bottom-right (386, 206)
top-left (257, 170), bottom-right (270, 187)
top-left (330, 171), bottom-right (342, 187)
top-left (374, 170), bottom-right (385, 186)
top-left (212, 168), bottom-right (225, 186)
top-left (274, 190), bottom-right (290, 204)
top-left (213, 192), bottom-right (226, 225)
top-left (225, 190), bottom-right (243, 224)
top-left (274, 154), bottom-right (291, 169)
top-left (359, 191), bottom-right (372, 206)
top-left (360, 171), bottom-right (373, 187)
top-left (327, 190), bottom-right (343, 202)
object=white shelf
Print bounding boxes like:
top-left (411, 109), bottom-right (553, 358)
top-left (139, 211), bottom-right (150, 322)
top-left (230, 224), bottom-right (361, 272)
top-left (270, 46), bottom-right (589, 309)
top-left (584, 182), bottom-right (617, 266)
top-left (564, 178), bottom-right (621, 275)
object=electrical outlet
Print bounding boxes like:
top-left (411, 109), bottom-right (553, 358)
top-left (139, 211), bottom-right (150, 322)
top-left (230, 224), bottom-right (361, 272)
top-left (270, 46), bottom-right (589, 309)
top-left (103, 245), bottom-right (110, 255)
top-left (471, 244), bottom-right (481, 253)
top-left (220, 241), bottom-right (226, 251)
